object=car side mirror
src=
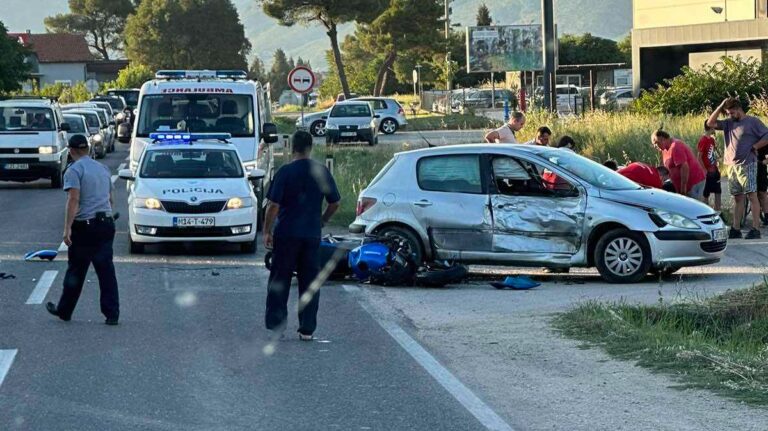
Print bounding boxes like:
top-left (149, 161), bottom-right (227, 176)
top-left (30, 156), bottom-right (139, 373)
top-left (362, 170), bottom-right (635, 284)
top-left (59, 122), bottom-right (71, 132)
top-left (118, 169), bottom-right (134, 181)
top-left (262, 122), bottom-right (278, 144)
top-left (374, 114), bottom-right (381, 119)
top-left (248, 168), bottom-right (266, 180)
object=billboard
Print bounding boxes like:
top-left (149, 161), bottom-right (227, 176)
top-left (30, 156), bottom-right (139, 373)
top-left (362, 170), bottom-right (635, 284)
top-left (466, 25), bottom-right (543, 73)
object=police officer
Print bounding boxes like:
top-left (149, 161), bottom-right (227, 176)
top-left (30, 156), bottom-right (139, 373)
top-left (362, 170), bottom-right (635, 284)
top-left (46, 134), bottom-right (119, 325)
top-left (263, 131), bottom-right (340, 340)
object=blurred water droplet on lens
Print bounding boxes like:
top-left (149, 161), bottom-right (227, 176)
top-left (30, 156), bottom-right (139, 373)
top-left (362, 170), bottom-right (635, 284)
top-left (263, 343), bottom-right (276, 356)
top-left (175, 291), bottom-right (197, 307)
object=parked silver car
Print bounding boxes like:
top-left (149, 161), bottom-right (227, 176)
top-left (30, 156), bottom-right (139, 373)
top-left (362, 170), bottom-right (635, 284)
top-left (355, 97), bottom-right (408, 135)
top-left (296, 109), bottom-right (331, 137)
top-left (350, 145), bottom-right (727, 283)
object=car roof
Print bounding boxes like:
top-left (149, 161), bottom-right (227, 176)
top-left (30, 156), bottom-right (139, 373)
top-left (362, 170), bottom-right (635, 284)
top-left (395, 143), bottom-right (554, 159)
top-left (0, 99), bottom-right (56, 107)
top-left (333, 100), bottom-right (371, 106)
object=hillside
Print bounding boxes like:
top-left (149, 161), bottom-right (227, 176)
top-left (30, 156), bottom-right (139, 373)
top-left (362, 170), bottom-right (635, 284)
top-left (0, 0), bottom-right (632, 71)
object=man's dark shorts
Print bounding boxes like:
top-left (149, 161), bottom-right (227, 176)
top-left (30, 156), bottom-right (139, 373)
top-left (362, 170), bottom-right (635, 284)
top-left (758, 163), bottom-right (768, 193)
top-left (703, 170), bottom-right (722, 198)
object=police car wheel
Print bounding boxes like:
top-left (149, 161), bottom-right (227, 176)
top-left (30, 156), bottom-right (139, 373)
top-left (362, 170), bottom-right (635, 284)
top-left (129, 238), bottom-right (145, 254)
top-left (241, 239), bottom-right (257, 254)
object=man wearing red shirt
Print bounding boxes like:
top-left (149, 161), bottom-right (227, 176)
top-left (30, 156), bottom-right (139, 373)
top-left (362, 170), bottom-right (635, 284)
top-left (652, 130), bottom-right (706, 200)
top-left (697, 127), bottom-right (722, 210)
top-left (617, 162), bottom-right (663, 188)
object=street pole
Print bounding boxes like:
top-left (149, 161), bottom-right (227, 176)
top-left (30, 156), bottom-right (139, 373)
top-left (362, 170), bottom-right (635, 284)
top-left (445, 0), bottom-right (452, 91)
top-left (541, 0), bottom-right (556, 112)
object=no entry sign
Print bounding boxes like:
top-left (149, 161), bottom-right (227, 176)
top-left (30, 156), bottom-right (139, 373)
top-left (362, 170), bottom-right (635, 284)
top-left (287, 66), bottom-right (315, 94)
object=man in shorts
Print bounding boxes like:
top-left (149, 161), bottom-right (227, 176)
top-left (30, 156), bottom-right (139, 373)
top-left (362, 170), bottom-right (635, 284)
top-left (707, 98), bottom-right (768, 239)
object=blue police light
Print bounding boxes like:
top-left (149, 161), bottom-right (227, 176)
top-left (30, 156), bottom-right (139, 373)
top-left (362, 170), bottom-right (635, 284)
top-left (154, 70), bottom-right (187, 80)
top-left (149, 132), bottom-right (232, 144)
top-left (216, 70), bottom-right (248, 80)
top-left (155, 70), bottom-right (248, 80)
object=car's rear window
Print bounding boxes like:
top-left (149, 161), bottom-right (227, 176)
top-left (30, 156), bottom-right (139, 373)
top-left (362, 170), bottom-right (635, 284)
top-left (330, 104), bottom-right (371, 117)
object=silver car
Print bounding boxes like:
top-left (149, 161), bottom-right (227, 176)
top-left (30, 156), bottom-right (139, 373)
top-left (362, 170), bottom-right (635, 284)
top-left (296, 109), bottom-right (331, 137)
top-left (355, 97), bottom-right (408, 135)
top-left (350, 144), bottom-right (727, 283)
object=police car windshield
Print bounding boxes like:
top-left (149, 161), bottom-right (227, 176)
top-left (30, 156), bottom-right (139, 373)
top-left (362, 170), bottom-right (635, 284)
top-left (140, 148), bottom-right (244, 179)
top-left (137, 94), bottom-right (255, 138)
top-left (0, 107), bottom-right (55, 132)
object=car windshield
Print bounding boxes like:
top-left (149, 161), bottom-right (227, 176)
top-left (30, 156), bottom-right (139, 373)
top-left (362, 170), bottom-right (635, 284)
top-left (137, 94), bottom-right (255, 137)
top-left (140, 148), bottom-right (244, 179)
top-left (63, 116), bottom-right (86, 133)
top-left (78, 113), bottom-right (101, 128)
top-left (330, 104), bottom-right (371, 117)
top-left (538, 149), bottom-right (641, 191)
top-left (0, 107), bottom-right (55, 132)
top-left (108, 90), bottom-right (139, 107)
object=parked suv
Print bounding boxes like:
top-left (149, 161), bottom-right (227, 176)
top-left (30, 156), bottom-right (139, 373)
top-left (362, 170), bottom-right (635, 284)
top-left (350, 145), bottom-right (726, 283)
top-left (355, 97), bottom-right (407, 135)
top-left (0, 98), bottom-right (71, 188)
top-left (325, 101), bottom-right (379, 146)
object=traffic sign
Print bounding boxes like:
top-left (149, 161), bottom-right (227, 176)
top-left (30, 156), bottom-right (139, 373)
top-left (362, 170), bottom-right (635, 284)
top-left (287, 66), bottom-right (315, 94)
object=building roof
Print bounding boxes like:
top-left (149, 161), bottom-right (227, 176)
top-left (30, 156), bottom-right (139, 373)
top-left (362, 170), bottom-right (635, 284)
top-left (10, 33), bottom-right (93, 63)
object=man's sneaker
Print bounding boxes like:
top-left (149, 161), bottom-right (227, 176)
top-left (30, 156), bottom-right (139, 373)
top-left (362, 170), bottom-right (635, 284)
top-left (729, 228), bottom-right (743, 239)
top-left (745, 228), bottom-right (762, 240)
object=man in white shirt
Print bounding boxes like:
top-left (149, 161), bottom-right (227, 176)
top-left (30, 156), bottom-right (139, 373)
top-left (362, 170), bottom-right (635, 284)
top-left (484, 112), bottom-right (525, 144)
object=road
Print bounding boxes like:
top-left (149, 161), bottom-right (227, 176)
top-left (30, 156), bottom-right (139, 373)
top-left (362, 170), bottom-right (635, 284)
top-left (0, 145), bottom-right (495, 431)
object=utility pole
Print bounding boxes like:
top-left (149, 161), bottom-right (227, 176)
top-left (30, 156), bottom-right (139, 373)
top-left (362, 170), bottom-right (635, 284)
top-left (445, 0), bottom-right (452, 91)
top-left (541, 0), bottom-right (556, 111)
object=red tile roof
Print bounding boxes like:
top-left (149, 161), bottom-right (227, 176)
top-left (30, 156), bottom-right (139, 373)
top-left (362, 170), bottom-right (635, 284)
top-left (9, 33), bottom-right (93, 63)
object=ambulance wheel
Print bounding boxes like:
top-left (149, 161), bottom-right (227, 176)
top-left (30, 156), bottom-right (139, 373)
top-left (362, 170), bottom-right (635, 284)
top-left (241, 239), bottom-right (257, 254)
top-left (129, 238), bottom-right (144, 254)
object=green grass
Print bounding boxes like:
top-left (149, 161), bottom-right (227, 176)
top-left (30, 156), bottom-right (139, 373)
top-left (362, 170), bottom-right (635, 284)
top-left (553, 284), bottom-right (768, 405)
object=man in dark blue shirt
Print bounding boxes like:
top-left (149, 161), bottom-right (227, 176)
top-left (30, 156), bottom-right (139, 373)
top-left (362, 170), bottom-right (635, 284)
top-left (263, 131), bottom-right (340, 340)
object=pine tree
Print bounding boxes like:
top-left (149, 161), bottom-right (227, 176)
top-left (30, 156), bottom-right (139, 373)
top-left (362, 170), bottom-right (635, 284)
top-left (476, 3), bottom-right (493, 26)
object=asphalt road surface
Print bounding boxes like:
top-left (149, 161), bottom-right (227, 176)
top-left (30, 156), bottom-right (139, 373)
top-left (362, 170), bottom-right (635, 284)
top-left (0, 145), bottom-right (499, 431)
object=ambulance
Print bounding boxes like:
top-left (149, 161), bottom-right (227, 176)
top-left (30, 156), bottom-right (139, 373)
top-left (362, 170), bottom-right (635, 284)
top-left (128, 70), bottom-right (278, 228)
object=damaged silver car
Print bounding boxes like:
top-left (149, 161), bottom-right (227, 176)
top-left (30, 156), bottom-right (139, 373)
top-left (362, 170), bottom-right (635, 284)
top-left (350, 144), bottom-right (727, 283)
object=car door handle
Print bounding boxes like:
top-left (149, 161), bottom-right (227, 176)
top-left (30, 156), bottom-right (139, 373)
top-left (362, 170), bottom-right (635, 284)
top-left (413, 200), bottom-right (433, 207)
top-left (497, 203), bottom-right (520, 210)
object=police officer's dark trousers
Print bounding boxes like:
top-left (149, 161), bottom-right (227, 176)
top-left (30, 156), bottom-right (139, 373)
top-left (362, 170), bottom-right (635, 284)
top-left (56, 218), bottom-right (119, 320)
top-left (265, 237), bottom-right (320, 335)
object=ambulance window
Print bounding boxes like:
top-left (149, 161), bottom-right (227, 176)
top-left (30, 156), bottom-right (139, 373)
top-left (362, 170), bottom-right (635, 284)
top-left (137, 94), bottom-right (255, 137)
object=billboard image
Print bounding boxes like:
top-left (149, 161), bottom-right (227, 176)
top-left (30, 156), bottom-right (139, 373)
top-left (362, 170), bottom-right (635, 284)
top-left (466, 25), bottom-right (543, 73)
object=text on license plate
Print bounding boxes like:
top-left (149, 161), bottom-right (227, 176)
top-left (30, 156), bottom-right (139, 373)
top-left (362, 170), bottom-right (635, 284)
top-left (713, 228), bottom-right (727, 242)
top-left (173, 217), bottom-right (215, 227)
top-left (341, 132), bottom-right (357, 137)
top-left (4, 164), bottom-right (28, 170)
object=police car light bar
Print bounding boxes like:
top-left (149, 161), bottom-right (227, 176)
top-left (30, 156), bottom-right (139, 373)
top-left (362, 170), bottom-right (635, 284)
top-left (149, 132), bottom-right (232, 143)
top-left (155, 70), bottom-right (248, 80)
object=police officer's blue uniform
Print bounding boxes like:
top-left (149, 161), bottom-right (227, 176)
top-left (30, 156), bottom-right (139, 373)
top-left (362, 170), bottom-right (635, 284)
top-left (46, 135), bottom-right (119, 325)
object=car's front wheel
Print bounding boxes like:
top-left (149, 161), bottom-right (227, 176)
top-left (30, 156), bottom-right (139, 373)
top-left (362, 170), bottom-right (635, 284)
top-left (240, 239), bottom-right (257, 254)
top-left (376, 225), bottom-right (424, 264)
top-left (310, 120), bottom-right (326, 137)
top-left (129, 238), bottom-right (145, 254)
top-left (594, 228), bottom-right (651, 284)
top-left (380, 118), bottom-right (398, 135)
top-left (50, 166), bottom-right (63, 189)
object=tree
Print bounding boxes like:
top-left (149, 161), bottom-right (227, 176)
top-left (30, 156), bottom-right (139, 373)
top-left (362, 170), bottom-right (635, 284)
top-left (260, 0), bottom-right (387, 98)
top-left (44, 0), bottom-right (135, 60)
top-left (248, 56), bottom-right (267, 82)
top-left (106, 63), bottom-right (154, 89)
top-left (476, 3), bottom-right (492, 26)
top-left (268, 49), bottom-right (292, 99)
top-left (125, 0), bottom-right (251, 70)
top-left (0, 22), bottom-right (30, 92)
top-left (558, 33), bottom-right (625, 65)
top-left (617, 33), bottom-right (632, 66)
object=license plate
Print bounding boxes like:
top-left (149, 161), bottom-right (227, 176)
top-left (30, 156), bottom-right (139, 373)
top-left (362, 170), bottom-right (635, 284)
top-left (712, 228), bottom-right (727, 242)
top-left (341, 132), bottom-right (356, 137)
top-left (4, 164), bottom-right (28, 170)
top-left (173, 217), bottom-right (215, 227)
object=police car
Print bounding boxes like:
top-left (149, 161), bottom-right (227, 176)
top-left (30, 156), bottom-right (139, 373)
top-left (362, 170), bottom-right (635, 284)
top-left (119, 133), bottom-right (264, 254)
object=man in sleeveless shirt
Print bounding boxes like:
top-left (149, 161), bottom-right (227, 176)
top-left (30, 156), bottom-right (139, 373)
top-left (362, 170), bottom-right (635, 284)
top-left (484, 112), bottom-right (525, 144)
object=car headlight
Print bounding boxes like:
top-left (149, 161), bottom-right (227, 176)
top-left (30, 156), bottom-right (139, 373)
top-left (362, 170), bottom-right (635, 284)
top-left (135, 197), bottom-right (162, 210)
top-left (226, 197), bottom-right (252, 210)
top-left (325, 123), bottom-right (338, 130)
top-left (91, 134), bottom-right (102, 143)
top-left (652, 210), bottom-right (699, 229)
top-left (38, 146), bottom-right (55, 154)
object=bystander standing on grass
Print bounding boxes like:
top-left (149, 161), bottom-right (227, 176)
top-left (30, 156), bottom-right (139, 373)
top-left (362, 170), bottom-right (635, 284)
top-left (697, 126), bottom-right (722, 211)
top-left (522, 126), bottom-right (551, 146)
top-left (651, 130), bottom-right (706, 201)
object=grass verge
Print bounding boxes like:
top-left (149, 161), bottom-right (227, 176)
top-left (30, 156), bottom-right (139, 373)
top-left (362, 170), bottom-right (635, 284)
top-left (553, 284), bottom-right (768, 405)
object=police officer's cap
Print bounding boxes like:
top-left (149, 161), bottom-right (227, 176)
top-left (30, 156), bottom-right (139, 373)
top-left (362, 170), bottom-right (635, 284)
top-left (68, 134), bottom-right (89, 149)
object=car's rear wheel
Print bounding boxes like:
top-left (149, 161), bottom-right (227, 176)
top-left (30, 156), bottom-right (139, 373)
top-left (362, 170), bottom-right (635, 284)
top-left (50, 167), bottom-right (63, 189)
top-left (310, 120), bottom-right (326, 137)
top-left (368, 136), bottom-right (377, 146)
top-left (594, 228), bottom-right (651, 284)
top-left (375, 225), bottom-right (424, 264)
top-left (129, 238), bottom-right (144, 254)
top-left (380, 118), bottom-right (398, 135)
top-left (241, 239), bottom-right (257, 254)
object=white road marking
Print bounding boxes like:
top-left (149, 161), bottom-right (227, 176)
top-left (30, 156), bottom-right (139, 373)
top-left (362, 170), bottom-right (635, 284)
top-left (26, 270), bottom-right (58, 305)
top-left (58, 241), bottom-right (68, 252)
top-left (111, 174), bottom-right (118, 185)
top-left (117, 162), bottom-right (126, 171)
top-left (0, 349), bottom-right (17, 388)
top-left (344, 285), bottom-right (515, 431)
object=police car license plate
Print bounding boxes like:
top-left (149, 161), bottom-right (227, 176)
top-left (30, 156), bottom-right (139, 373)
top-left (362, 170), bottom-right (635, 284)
top-left (712, 228), bottom-right (727, 242)
top-left (173, 217), bottom-right (215, 227)
top-left (341, 132), bottom-right (356, 137)
top-left (4, 163), bottom-right (28, 170)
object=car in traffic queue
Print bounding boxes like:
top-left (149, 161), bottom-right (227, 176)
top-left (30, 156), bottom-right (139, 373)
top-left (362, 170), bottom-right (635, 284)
top-left (106, 88), bottom-right (140, 110)
top-left (62, 114), bottom-right (98, 159)
top-left (350, 144), bottom-right (728, 284)
top-left (119, 133), bottom-right (264, 254)
top-left (60, 109), bottom-right (107, 158)
top-left (0, 97), bottom-right (71, 188)
top-left (325, 100), bottom-right (379, 146)
top-left (63, 104), bottom-right (115, 152)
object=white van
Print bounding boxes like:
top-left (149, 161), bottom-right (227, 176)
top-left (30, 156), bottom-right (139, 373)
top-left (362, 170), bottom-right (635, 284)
top-left (0, 98), bottom-right (70, 188)
top-left (128, 70), bottom-right (277, 174)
